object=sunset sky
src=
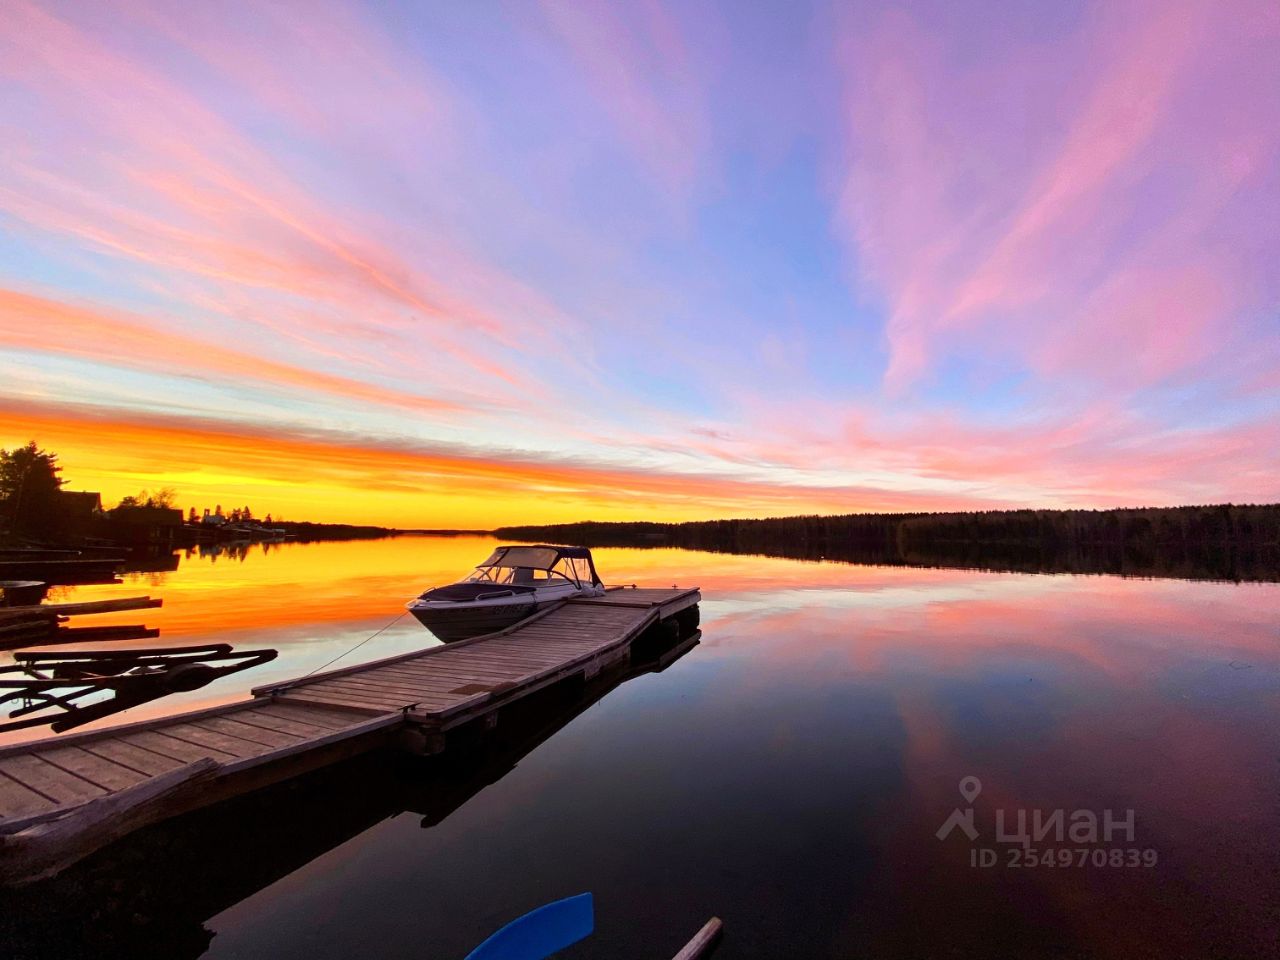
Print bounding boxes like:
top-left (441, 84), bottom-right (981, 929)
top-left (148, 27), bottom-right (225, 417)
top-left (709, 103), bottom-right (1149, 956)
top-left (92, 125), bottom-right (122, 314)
top-left (2, 0), bottom-right (1277, 527)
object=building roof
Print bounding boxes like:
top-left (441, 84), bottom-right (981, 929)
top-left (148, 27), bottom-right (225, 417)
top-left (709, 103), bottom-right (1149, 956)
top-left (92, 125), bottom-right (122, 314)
top-left (60, 491), bottom-right (103, 515)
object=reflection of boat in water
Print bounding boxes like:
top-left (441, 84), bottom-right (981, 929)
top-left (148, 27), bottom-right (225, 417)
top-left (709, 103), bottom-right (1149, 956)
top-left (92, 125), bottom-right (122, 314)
top-left (407, 545), bottom-right (606, 642)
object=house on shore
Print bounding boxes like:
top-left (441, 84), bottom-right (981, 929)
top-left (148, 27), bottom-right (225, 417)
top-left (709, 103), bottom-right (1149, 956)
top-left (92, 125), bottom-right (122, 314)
top-left (105, 504), bottom-right (186, 545)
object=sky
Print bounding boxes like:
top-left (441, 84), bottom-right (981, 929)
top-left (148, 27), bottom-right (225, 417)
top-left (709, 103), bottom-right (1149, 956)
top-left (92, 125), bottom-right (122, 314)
top-left (1, 0), bottom-right (1277, 527)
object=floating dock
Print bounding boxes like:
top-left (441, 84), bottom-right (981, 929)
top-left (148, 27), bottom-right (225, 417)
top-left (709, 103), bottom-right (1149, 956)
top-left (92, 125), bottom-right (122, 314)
top-left (0, 586), bottom-right (699, 884)
top-left (0, 595), bottom-right (163, 648)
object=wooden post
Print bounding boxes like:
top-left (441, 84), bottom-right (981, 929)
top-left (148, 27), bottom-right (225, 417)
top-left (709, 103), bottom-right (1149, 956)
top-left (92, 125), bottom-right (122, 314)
top-left (671, 917), bottom-right (723, 959)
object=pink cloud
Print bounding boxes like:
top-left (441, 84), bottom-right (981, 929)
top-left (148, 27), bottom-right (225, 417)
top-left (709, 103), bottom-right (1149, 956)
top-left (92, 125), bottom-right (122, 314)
top-left (0, 0), bottom-right (551, 393)
top-left (836, 0), bottom-right (1280, 396)
top-left (0, 287), bottom-right (474, 416)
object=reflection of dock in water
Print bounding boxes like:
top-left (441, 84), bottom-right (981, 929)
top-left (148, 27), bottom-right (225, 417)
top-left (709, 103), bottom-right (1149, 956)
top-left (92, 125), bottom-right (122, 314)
top-left (0, 587), bottom-right (700, 886)
top-left (0, 627), bottom-right (702, 959)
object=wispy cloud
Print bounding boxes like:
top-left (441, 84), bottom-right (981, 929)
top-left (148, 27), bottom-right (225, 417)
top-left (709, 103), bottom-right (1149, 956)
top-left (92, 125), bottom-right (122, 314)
top-left (836, 0), bottom-right (1280, 395)
top-left (0, 0), bottom-right (1276, 520)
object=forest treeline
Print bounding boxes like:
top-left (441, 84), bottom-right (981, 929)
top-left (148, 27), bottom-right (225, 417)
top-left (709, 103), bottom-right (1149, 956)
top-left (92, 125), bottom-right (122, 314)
top-left (495, 504), bottom-right (1280, 582)
top-left (273, 521), bottom-right (397, 542)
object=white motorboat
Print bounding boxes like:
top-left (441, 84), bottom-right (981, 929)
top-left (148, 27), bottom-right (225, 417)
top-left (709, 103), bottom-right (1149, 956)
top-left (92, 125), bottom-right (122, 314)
top-left (407, 544), bottom-right (606, 642)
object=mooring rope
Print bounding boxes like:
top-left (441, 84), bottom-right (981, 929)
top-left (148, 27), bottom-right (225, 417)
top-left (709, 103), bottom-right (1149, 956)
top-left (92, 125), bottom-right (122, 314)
top-left (299, 609), bottom-right (410, 679)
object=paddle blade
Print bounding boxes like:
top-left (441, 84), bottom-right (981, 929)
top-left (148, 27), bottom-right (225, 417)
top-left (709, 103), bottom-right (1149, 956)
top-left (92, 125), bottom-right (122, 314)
top-left (464, 893), bottom-right (594, 960)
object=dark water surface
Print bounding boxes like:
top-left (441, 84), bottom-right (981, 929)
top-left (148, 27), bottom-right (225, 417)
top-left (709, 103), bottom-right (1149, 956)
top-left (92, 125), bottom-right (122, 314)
top-left (3, 537), bottom-right (1278, 958)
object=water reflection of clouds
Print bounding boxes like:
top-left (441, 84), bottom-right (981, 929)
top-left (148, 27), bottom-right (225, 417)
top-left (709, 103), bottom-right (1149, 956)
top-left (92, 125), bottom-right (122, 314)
top-left (32, 539), bottom-right (1264, 959)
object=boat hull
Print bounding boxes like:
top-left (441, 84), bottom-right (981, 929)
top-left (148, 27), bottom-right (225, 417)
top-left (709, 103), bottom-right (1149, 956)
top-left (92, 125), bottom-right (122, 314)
top-left (409, 598), bottom-right (539, 642)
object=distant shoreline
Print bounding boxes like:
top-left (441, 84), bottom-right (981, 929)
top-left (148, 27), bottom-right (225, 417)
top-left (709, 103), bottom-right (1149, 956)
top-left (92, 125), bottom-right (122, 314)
top-left (493, 503), bottom-right (1280, 583)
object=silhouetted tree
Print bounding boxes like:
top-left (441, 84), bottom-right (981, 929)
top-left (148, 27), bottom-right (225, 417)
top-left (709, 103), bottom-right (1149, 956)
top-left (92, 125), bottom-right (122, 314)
top-left (0, 442), bottom-right (66, 536)
top-left (115, 488), bottom-right (177, 510)
top-left (496, 503), bottom-right (1280, 583)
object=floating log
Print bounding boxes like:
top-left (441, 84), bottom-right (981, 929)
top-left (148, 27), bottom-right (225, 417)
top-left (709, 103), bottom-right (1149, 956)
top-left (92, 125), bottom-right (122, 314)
top-left (55, 625), bottom-right (162, 642)
top-left (0, 627), bottom-right (161, 652)
top-left (672, 917), bottom-right (724, 959)
top-left (0, 558), bottom-right (124, 575)
top-left (0, 581), bottom-right (47, 606)
top-left (0, 550), bottom-right (81, 561)
top-left (0, 620), bottom-right (53, 638)
top-left (0, 758), bottom-right (217, 885)
top-left (0, 596), bottom-right (161, 622)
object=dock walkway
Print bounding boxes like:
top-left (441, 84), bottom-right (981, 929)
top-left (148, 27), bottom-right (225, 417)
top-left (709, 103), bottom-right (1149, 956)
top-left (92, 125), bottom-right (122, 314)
top-left (0, 586), bottom-right (699, 884)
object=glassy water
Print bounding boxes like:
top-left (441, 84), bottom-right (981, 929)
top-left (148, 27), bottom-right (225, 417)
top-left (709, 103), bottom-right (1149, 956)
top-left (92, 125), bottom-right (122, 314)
top-left (3, 536), bottom-right (1277, 958)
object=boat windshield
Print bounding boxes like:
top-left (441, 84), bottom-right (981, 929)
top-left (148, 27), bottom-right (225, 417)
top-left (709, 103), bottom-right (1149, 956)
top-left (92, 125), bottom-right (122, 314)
top-left (463, 547), bottom-right (596, 586)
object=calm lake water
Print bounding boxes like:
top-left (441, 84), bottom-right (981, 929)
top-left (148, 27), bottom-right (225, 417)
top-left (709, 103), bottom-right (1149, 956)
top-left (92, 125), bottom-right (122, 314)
top-left (4, 535), bottom-right (1279, 958)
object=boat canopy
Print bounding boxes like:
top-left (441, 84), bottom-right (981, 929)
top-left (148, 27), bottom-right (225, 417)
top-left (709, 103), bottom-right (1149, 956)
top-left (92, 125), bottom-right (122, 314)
top-left (469, 545), bottom-right (602, 587)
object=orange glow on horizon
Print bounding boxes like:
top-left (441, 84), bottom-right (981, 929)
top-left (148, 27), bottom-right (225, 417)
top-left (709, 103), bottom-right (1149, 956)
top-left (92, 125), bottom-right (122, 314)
top-left (0, 401), bottom-right (965, 527)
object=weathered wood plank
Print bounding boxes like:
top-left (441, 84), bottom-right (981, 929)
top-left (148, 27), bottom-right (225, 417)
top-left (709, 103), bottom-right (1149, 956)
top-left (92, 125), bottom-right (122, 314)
top-left (0, 773), bottom-right (55, 820)
top-left (82, 739), bottom-right (184, 777)
top-left (0, 755), bottom-right (107, 805)
top-left (354, 667), bottom-right (526, 692)
top-left (275, 690), bottom-right (409, 713)
top-left (190, 716), bottom-right (305, 749)
top-left (248, 600), bottom-right (572, 695)
top-left (248, 704), bottom-right (358, 730)
top-left (0, 597), bottom-right (161, 619)
top-left (232, 709), bottom-right (338, 738)
top-left (217, 714), bottom-right (401, 776)
top-left (0, 700), bottom-right (263, 761)
top-left (120, 731), bottom-right (238, 764)
top-left (0, 619), bottom-right (53, 637)
top-left (366, 663), bottom-right (529, 684)
top-left (320, 672), bottom-right (467, 695)
top-left (429, 650), bottom-right (562, 668)
top-left (305, 688), bottom-right (459, 712)
top-left (304, 678), bottom-right (428, 701)
top-left (378, 655), bottom-right (545, 675)
top-left (158, 724), bottom-right (276, 759)
top-left (39, 746), bottom-right (150, 792)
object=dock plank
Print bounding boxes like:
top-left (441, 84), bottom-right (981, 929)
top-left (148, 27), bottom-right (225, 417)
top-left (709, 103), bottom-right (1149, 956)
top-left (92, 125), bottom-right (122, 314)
top-left (0, 773), bottom-right (56, 820)
top-left (232, 708), bottom-right (340, 739)
top-left (379, 666), bottom-right (529, 686)
top-left (39, 746), bottom-right (150, 792)
top-left (276, 689), bottom-right (411, 713)
top-left (159, 724), bottom-right (280, 759)
top-left (248, 704), bottom-right (358, 731)
top-left (121, 730), bottom-right (239, 764)
top-left (190, 716), bottom-right (306, 749)
top-left (317, 672), bottom-right (471, 694)
top-left (82, 739), bottom-right (185, 777)
top-left (0, 754), bottom-right (107, 805)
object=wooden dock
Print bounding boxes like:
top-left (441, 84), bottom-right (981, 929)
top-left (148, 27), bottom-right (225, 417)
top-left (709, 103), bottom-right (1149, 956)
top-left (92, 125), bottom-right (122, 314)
top-left (0, 595), bottom-right (163, 649)
top-left (0, 586), bottom-right (699, 884)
